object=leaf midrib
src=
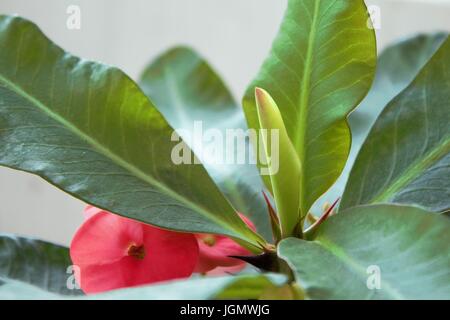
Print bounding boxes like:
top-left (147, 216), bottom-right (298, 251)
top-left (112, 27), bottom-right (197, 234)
top-left (295, 0), bottom-right (321, 215)
top-left (0, 73), bottom-right (253, 243)
top-left (370, 136), bottom-right (450, 203)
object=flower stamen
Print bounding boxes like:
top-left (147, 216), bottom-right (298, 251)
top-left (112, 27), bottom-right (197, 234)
top-left (201, 235), bottom-right (217, 247)
top-left (127, 244), bottom-right (146, 260)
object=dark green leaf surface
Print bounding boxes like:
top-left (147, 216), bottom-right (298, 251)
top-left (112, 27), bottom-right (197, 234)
top-left (317, 33), bottom-right (447, 212)
top-left (0, 273), bottom-right (285, 300)
top-left (278, 205), bottom-right (450, 300)
top-left (0, 234), bottom-right (82, 296)
top-left (139, 47), bottom-right (271, 239)
top-left (243, 0), bottom-right (376, 217)
top-left (0, 16), bottom-right (264, 248)
top-left (342, 36), bottom-right (450, 212)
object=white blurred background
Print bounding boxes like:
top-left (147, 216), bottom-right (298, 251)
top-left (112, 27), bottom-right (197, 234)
top-left (0, 0), bottom-right (449, 245)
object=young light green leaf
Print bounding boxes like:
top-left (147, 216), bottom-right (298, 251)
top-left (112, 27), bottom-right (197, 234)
top-left (243, 0), bottom-right (376, 218)
top-left (0, 273), bottom-right (286, 300)
top-left (341, 36), bottom-right (450, 212)
top-left (316, 33), bottom-right (447, 212)
top-left (0, 234), bottom-right (82, 296)
top-left (139, 47), bottom-right (271, 239)
top-left (0, 16), bottom-right (264, 250)
top-left (278, 205), bottom-right (450, 300)
top-left (255, 88), bottom-right (301, 237)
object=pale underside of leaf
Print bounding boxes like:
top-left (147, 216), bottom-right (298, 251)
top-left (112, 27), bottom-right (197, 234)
top-left (278, 205), bottom-right (450, 300)
top-left (0, 273), bottom-right (286, 300)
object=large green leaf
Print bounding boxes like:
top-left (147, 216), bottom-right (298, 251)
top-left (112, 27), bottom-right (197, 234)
top-left (139, 47), bottom-right (271, 239)
top-left (0, 274), bottom-right (285, 300)
top-left (316, 33), bottom-right (447, 212)
top-left (0, 234), bottom-right (82, 296)
top-left (0, 15), bottom-right (264, 249)
top-left (341, 36), bottom-right (450, 212)
top-left (278, 205), bottom-right (450, 300)
top-left (243, 0), bottom-right (376, 218)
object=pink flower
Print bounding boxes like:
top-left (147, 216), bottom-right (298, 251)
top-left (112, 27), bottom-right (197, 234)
top-left (71, 207), bottom-right (257, 293)
top-left (195, 214), bottom-right (256, 275)
top-left (70, 207), bottom-right (199, 294)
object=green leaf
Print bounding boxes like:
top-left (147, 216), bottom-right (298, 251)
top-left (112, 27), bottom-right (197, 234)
top-left (139, 47), bottom-right (271, 239)
top-left (0, 274), bottom-right (286, 300)
top-left (0, 15), bottom-right (264, 250)
top-left (243, 0), bottom-right (376, 218)
top-left (0, 279), bottom-right (61, 300)
top-left (341, 36), bottom-right (450, 212)
top-left (207, 274), bottom-right (286, 300)
top-left (0, 234), bottom-right (82, 296)
top-left (350, 33), bottom-right (447, 138)
top-left (278, 205), bottom-right (450, 300)
top-left (255, 88), bottom-right (301, 237)
top-left (316, 33), bottom-right (447, 212)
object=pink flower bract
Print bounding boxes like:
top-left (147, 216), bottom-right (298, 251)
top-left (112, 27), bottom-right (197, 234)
top-left (70, 207), bottom-right (199, 294)
top-left (195, 214), bottom-right (256, 275)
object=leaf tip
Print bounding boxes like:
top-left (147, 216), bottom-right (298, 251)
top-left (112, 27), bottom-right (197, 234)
top-left (254, 86), bottom-right (266, 98)
top-left (255, 87), bottom-right (281, 125)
